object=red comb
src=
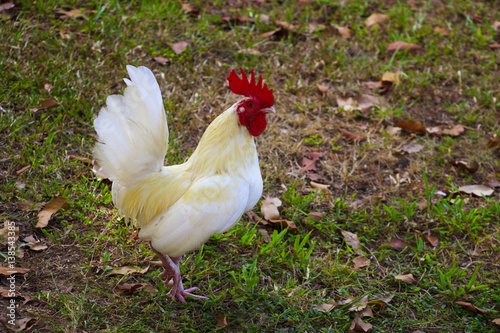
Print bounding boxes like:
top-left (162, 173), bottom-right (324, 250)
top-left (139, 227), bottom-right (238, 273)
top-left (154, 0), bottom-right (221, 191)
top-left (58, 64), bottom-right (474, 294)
top-left (227, 68), bottom-right (274, 107)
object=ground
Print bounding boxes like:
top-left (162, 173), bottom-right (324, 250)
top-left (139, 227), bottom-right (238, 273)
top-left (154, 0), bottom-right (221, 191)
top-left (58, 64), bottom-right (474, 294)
top-left (0, 0), bottom-right (499, 332)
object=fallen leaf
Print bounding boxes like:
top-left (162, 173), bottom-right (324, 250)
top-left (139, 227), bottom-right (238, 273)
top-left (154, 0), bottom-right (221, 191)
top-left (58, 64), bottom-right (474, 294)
top-left (67, 154), bottom-right (91, 164)
top-left (486, 181), bottom-right (500, 188)
top-left (368, 294), bottom-right (394, 311)
top-left (0, 3), bottom-right (14, 12)
top-left (108, 266), bottom-right (148, 276)
top-left (459, 185), bottom-right (494, 197)
top-left (301, 152), bottom-right (324, 172)
top-left (381, 71), bottom-right (400, 85)
top-left (310, 181), bottom-right (330, 192)
top-left (238, 49), bottom-right (261, 56)
top-left (258, 14), bottom-right (270, 24)
top-left (335, 25), bottom-right (350, 38)
top-left (454, 301), bottom-right (488, 315)
top-left (57, 8), bottom-right (90, 19)
top-left (275, 20), bottom-right (296, 31)
top-left (339, 128), bottom-right (366, 142)
top-left (316, 83), bottom-right (328, 94)
top-left (399, 142), bottom-right (424, 154)
top-left (421, 232), bottom-right (439, 247)
top-left (365, 13), bottom-right (390, 28)
top-left (153, 56), bottom-right (170, 65)
top-left (387, 41), bottom-right (422, 55)
top-left (181, 3), bottom-right (199, 16)
top-left (434, 26), bottom-right (450, 35)
top-left (0, 314), bottom-right (43, 333)
top-left (168, 41), bottom-right (188, 54)
top-left (385, 126), bottom-right (401, 136)
top-left (348, 316), bottom-right (373, 332)
top-left (23, 235), bottom-right (48, 251)
top-left (338, 229), bottom-right (362, 255)
top-left (0, 266), bottom-right (30, 276)
top-left (261, 197), bottom-right (282, 220)
top-left (395, 273), bottom-right (417, 284)
top-left (349, 296), bottom-right (369, 312)
top-left (40, 98), bottom-right (61, 109)
top-left (260, 28), bottom-right (281, 38)
top-left (389, 237), bottom-right (407, 251)
top-left (247, 211), bottom-right (263, 224)
top-left (116, 283), bottom-right (154, 295)
top-left (313, 300), bottom-right (336, 312)
top-left (396, 120), bottom-right (427, 134)
top-left (269, 219), bottom-right (297, 229)
top-left (308, 212), bottom-right (323, 220)
top-left (353, 256), bottom-right (370, 269)
top-left (493, 318), bottom-right (500, 325)
top-left (449, 160), bottom-right (479, 173)
top-left (18, 199), bottom-right (42, 211)
top-left (15, 165), bottom-right (31, 175)
top-left (215, 314), bottom-right (228, 328)
top-left (442, 124), bottom-right (464, 136)
top-left (0, 221), bottom-right (19, 243)
top-left (36, 197), bottom-right (69, 228)
top-left (486, 137), bottom-right (500, 149)
top-left (337, 94), bottom-right (387, 112)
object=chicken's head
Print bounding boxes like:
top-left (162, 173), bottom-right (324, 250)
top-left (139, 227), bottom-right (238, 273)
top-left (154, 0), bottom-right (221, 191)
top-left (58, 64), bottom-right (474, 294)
top-left (227, 68), bottom-right (275, 137)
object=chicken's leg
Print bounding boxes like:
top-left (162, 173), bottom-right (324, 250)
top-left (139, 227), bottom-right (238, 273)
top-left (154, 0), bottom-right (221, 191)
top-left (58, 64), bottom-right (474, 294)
top-left (150, 245), bottom-right (208, 303)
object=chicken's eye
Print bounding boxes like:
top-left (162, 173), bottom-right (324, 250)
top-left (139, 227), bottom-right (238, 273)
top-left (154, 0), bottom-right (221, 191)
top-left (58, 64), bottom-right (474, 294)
top-left (247, 101), bottom-right (255, 108)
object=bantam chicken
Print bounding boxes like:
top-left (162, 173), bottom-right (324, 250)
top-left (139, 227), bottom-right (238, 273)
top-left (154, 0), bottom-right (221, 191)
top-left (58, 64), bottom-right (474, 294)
top-left (93, 65), bottom-right (274, 302)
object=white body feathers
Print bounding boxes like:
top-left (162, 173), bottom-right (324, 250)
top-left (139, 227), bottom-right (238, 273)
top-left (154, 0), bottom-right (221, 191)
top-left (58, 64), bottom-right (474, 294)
top-left (93, 66), bottom-right (263, 257)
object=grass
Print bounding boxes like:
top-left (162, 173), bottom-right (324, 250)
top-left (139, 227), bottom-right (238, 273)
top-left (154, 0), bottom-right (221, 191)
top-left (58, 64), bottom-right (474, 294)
top-left (1, 0), bottom-right (499, 332)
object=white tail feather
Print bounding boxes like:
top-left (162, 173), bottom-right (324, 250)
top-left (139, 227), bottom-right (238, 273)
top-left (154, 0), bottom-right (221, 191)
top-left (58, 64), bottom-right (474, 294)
top-left (93, 66), bottom-right (168, 185)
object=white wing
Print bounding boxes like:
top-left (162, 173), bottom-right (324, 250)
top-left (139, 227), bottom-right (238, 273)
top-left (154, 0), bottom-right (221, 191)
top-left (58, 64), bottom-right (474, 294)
top-left (139, 175), bottom-right (249, 257)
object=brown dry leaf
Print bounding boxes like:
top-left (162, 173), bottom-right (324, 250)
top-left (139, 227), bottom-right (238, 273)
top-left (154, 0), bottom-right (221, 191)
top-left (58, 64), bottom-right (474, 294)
top-left (338, 229), bottom-right (362, 255)
top-left (486, 137), bottom-right (500, 149)
top-left (261, 197), bottom-right (282, 220)
top-left (18, 199), bottom-right (42, 211)
top-left (361, 81), bottom-right (383, 90)
top-left (395, 273), bottom-right (417, 284)
top-left (421, 232), bottom-right (439, 247)
top-left (396, 120), bottom-right (427, 134)
top-left (316, 83), bottom-right (329, 94)
top-left (368, 294), bottom-right (394, 311)
top-left (493, 318), bottom-right (500, 325)
top-left (258, 14), bottom-right (270, 24)
top-left (67, 153), bottom-right (91, 164)
top-left (486, 181), bottom-right (500, 188)
top-left (260, 28), bottom-right (281, 38)
top-left (488, 44), bottom-right (500, 49)
top-left (57, 9), bottom-right (90, 19)
top-left (385, 126), bottom-right (401, 136)
top-left (348, 316), bottom-right (373, 332)
top-left (116, 283), bottom-right (152, 295)
top-left (275, 20), bottom-right (296, 31)
top-left (23, 235), bottom-right (48, 251)
top-left (335, 25), bottom-right (350, 38)
top-left (0, 286), bottom-right (17, 298)
top-left (349, 296), bottom-right (369, 312)
top-left (381, 71), bottom-right (400, 85)
top-left (36, 197), bottom-right (69, 228)
top-left (459, 185), bottom-right (494, 197)
top-left (360, 305), bottom-right (374, 318)
top-left (338, 128), bottom-right (366, 143)
top-left (313, 300), bottom-right (336, 312)
top-left (0, 3), bottom-right (14, 12)
top-left (387, 41), bottom-right (422, 55)
top-left (399, 142), bottom-right (424, 154)
top-left (309, 212), bottom-right (324, 220)
top-left (0, 313), bottom-right (43, 333)
top-left (247, 211), bottom-right (263, 224)
top-left (442, 124), bottom-right (464, 136)
top-left (153, 56), bottom-right (170, 65)
top-left (365, 13), bottom-right (390, 28)
top-left (434, 26), bottom-right (450, 35)
top-left (181, 3), bottom-right (199, 16)
top-left (269, 219), bottom-right (297, 229)
top-left (301, 152), bottom-right (324, 172)
top-left (353, 256), bottom-right (371, 269)
top-left (238, 49), bottom-right (261, 56)
top-left (454, 301), bottom-right (488, 315)
top-left (310, 181), bottom-right (330, 192)
top-left (0, 221), bottom-right (19, 243)
top-left (40, 98), bottom-right (61, 109)
top-left (168, 41), bottom-right (188, 54)
top-left (337, 94), bottom-right (387, 112)
top-left (15, 165), bottom-right (31, 175)
top-left (215, 314), bottom-right (228, 328)
top-left (0, 266), bottom-right (30, 276)
top-left (389, 237), bottom-right (407, 251)
top-left (449, 160), bottom-right (478, 173)
top-left (108, 266), bottom-right (148, 276)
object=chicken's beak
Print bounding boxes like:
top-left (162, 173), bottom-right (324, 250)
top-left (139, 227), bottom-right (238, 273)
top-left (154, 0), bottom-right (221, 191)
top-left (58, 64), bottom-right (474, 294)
top-left (262, 106), bottom-right (276, 114)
